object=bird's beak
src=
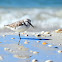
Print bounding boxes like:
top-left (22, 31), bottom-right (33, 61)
top-left (28, 22), bottom-right (34, 28)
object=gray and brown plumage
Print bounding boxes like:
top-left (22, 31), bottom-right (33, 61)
top-left (4, 18), bottom-right (34, 37)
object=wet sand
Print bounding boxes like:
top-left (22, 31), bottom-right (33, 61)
top-left (0, 29), bottom-right (62, 62)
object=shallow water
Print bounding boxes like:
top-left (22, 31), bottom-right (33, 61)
top-left (0, 34), bottom-right (62, 62)
top-left (0, 0), bottom-right (62, 8)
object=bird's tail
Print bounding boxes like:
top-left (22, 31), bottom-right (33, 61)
top-left (4, 25), bottom-right (9, 28)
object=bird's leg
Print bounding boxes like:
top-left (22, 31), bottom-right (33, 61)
top-left (19, 32), bottom-right (21, 39)
top-left (18, 32), bottom-right (21, 45)
top-left (19, 32), bottom-right (20, 37)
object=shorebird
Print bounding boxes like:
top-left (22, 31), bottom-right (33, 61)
top-left (4, 18), bottom-right (34, 39)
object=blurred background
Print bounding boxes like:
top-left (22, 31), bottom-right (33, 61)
top-left (0, 0), bottom-right (62, 31)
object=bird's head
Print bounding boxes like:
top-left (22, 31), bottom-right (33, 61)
top-left (24, 19), bottom-right (34, 28)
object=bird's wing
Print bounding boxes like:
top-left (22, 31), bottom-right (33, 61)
top-left (5, 20), bottom-right (24, 28)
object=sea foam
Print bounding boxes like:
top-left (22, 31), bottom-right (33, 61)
top-left (0, 8), bottom-right (62, 31)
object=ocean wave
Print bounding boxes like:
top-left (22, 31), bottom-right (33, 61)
top-left (0, 8), bottom-right (62, 31)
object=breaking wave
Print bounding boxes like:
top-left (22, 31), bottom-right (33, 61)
top-left (0, 8), bottom-right (62, 31)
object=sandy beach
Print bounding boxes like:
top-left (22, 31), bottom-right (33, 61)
top-left (0, 29), bottom-right (62, 62)
top-left (0, 0), bottom-right (62, 62)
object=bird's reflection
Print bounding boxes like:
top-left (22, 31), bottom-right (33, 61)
top-left (18, 38), bottom-right (21, 45)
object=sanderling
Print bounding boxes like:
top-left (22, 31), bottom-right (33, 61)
top-left (4, 18), bottom-right (34, 38)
